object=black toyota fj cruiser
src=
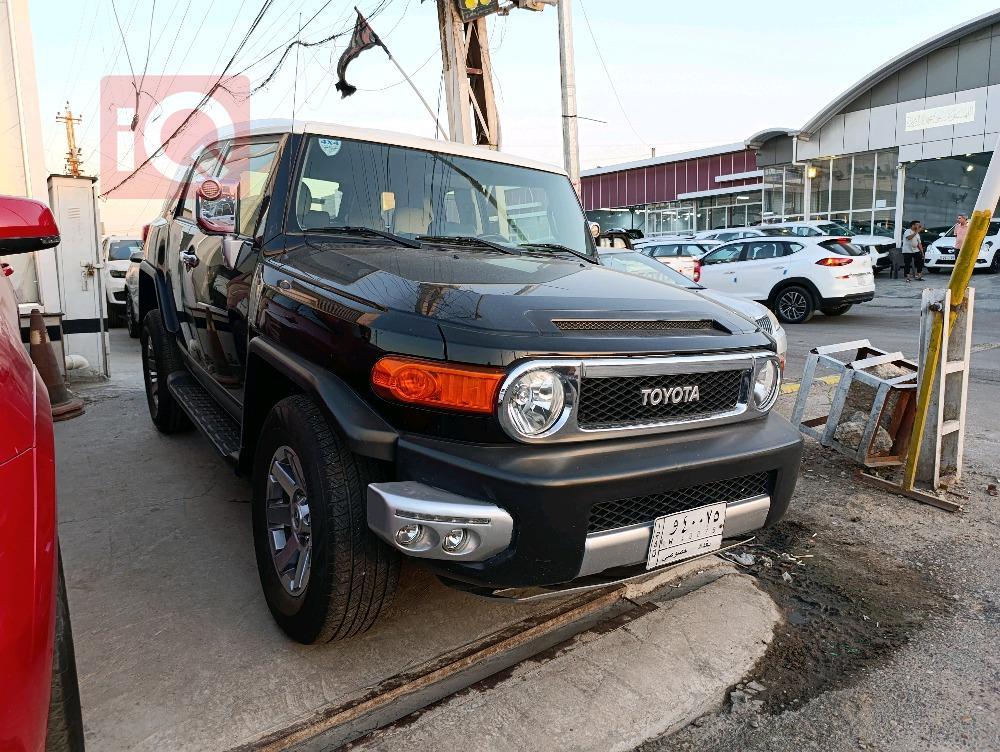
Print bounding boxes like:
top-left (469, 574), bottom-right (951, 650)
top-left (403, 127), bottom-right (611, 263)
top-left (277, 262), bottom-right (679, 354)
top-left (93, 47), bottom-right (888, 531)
top-left (137, 122), bottom-right (802, 644)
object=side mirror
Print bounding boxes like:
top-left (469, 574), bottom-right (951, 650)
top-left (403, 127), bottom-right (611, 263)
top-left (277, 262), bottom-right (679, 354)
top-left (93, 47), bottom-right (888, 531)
top-left (194, 178), bottom-right (238, 236)
top-left (129, 251), bottom-right (144, 263)
top-left (0, 195), bottom-right (60, 255)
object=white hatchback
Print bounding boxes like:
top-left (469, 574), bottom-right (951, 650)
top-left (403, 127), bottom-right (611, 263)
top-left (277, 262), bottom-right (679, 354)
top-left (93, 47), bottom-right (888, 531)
top-left (695, 236), bottom-right (875, 324)
top-left (634, 239), bottom-right (718, 279)
top-left (925, 221), bottom-right (1000, 274)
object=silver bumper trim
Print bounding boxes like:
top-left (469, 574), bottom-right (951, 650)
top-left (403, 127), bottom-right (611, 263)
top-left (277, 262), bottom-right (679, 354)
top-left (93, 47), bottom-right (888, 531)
top-left (577, 494), bottom-right (770, 577)
top-left (367, 482), bottom-right (514, 561)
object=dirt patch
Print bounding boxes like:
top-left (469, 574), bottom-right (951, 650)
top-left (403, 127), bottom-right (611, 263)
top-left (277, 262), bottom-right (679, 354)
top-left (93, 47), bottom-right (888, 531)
top-left (733, 519), bottom-right (950, 713)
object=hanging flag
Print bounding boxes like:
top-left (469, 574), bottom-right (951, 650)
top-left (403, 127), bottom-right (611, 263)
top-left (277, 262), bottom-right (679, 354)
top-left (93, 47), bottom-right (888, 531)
top-left (335, 9), bottom-right (386, 98)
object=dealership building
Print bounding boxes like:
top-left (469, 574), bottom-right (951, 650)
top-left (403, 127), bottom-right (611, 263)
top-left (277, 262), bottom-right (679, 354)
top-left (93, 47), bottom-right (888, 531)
top-left (582, 10), bottom-right (1000, 245)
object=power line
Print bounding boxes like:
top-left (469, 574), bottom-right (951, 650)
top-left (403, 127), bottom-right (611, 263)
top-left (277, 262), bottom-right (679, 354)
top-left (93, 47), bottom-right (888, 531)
top-left (576, 0), bottom-right (649, 148)
top-left (137, 0), bottom-right (158, 96)
top-left (109, 0), bottom-right (139, 87)
top-left (101, 0), bottom-right (278, 197)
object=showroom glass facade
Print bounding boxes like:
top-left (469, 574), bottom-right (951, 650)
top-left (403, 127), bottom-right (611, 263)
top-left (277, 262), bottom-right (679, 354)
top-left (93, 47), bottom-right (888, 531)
top-left (762, 149), bottom-right (898, 238)
top-left (902, 152), bottom-right (991, 242)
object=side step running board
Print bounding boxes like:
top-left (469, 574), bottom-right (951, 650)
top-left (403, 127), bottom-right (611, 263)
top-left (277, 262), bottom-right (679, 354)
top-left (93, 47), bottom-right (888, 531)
top-left (166, 372), bottom-right (242, 466)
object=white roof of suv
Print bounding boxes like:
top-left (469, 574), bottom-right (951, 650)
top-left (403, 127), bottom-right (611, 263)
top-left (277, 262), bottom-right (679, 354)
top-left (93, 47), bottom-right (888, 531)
top-left (209, 119), bottom-right (568, 176)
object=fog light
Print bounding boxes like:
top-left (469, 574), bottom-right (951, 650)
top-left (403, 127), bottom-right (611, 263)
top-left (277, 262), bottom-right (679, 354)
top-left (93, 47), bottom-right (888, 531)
top-left (395, 524), bottom-right (423, 547)
top-left (441, 528), bottom-right (468, 553)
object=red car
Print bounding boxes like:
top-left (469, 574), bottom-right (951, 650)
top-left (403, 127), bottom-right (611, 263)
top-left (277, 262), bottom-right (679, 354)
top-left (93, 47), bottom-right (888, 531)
top-left (0, 196), bottom-right (84, 751)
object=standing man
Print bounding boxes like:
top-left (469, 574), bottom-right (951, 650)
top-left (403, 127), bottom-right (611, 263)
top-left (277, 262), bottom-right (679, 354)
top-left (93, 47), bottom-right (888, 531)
top-left (903, 220), bottom-right (925, 282)
top-left (955, 214), bottom-right (969, 250)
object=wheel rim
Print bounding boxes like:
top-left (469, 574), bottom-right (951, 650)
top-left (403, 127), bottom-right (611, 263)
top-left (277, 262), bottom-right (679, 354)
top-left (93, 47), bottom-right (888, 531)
top-left (144, 335), bottom-right (159, 409)
top-left (265, 446), bottom-right (312, 597)
top-left (779, 290), bottom-right (808, 321)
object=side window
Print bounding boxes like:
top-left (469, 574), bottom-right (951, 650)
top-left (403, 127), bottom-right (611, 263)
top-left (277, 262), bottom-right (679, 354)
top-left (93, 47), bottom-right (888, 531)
top-left (780, 242), bottom-right (804, 256)
top-left (747, 241), bottom-right (780, 260)
top-left (680, 244), bottom-right (702, 257)
top-left (701, 244), bottom-right (744, 265)
top-left (177, 145), bottom-right (225, 220)
top-left (216, 139), bottom-right (282, 237)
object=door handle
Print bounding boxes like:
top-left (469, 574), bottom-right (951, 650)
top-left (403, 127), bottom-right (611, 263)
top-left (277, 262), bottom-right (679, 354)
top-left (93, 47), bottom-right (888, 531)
top-left (180, 249), bottom-right (199, 269)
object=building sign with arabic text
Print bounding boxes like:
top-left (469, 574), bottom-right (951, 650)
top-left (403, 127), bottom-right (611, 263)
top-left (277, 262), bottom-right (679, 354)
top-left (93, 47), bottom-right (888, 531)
top-left (905, 102), bottom-right (976, 132)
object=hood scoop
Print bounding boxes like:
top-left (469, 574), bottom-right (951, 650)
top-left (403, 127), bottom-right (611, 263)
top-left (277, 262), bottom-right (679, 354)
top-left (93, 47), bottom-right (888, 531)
top-left (552, 318), bottom-right (726, 334)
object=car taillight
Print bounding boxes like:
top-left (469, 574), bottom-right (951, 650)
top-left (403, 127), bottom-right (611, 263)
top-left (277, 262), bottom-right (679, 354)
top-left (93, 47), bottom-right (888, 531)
top-left (371, 356), bottom-right (504, 414)
top-left (141, 224), bottom-right (150, 243)
top-left (1, 263), bottom-right (12, 277)
top-left (816, 257), bottom-right (854, 267)
top-left (693, 261), bottom-right (702, 282)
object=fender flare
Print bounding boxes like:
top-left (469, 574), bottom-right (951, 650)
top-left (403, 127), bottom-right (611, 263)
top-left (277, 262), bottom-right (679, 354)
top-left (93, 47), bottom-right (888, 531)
top-left (138, 260), bottom-right (180, 333)
top-left (243, 337), bottom-right (398, 467)
top-left (768, 277), bottom-right (822, 307)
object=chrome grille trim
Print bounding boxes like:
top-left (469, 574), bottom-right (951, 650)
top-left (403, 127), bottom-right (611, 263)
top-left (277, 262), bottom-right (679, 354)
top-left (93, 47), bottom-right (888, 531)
top-left (496, 351), bottom-right (780, 444)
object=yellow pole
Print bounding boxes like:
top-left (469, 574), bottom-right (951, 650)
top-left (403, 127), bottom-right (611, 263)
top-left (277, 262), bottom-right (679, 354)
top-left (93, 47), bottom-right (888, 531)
top-left (902, 139), bottom-right (1000, 489)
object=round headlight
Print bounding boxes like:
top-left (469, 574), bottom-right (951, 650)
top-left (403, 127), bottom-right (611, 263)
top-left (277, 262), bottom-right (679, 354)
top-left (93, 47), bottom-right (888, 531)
top-left (753, 359), bottom-right (780, 411)
top-left (500, 369), bottom-right (566, 438)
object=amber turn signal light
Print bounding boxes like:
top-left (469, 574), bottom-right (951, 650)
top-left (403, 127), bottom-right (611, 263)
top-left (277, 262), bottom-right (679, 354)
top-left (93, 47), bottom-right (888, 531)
top-left (371, 356), bottom-right (504, 414)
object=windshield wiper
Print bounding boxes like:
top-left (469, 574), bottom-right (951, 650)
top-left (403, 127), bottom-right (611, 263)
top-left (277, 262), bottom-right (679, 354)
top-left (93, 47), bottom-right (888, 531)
top-left (519, 242), bottom-right (598, 264)
top-left (417, 235), bottom-right (522, 256)
top-left (303, 226), bottom-right (422, 249)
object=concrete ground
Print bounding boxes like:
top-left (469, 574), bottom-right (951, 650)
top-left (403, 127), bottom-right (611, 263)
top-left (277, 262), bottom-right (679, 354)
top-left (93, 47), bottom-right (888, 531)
top-left (53, 271), bottom-right (999, 751)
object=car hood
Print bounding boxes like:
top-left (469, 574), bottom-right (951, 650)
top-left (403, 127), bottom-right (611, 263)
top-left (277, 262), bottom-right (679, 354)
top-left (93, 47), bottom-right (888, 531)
top-left (281, 241), bottom-right (761, 338)
top-left (106, 259), bottom-right (131, 273)
top-left (695, 288), bottom-right (768, 324)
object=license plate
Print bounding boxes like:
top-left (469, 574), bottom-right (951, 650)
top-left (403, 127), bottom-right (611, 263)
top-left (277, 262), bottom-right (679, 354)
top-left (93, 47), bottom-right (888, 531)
top-left (646, 502), bottom-right (727, 570)
top-left (939, 254), bottom-right (955, 260)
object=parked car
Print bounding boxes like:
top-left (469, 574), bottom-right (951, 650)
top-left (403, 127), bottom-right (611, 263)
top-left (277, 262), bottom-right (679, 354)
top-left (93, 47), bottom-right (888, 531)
top-left (695, 236), bottom-right (875, 324)
top-left (925, 220), bottom-right (1000, 274)
top-left (596, 246), bottom-right (786, 364)
top-left (123, 239), bottom-right (146, 338)
top-left (0, 195), bottom-right (85, 751)
top-left (633, 239), bottom-right (718, 279)
top-left (100, 235), bottom-right (142, 326)
top-left (760, 220), bottom-right (895, 274)
top-left (137, 120), bottom-right (802, 644)
top-left (691, 228), bottom-right (788, 241)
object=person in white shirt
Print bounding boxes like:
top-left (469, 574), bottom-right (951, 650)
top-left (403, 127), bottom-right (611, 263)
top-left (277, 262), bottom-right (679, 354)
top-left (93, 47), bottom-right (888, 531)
top-left (955, 215), bottom-right (969, 249)
top-left (903, 220), bottom-right (925, 282)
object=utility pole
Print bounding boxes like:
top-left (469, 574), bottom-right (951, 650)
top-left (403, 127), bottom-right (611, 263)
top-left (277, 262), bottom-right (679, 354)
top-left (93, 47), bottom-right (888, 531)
top-left (56, 102), bottom-right (82, 177)
top-left (436, 1), bottom-right (500, 148)
top-left (557, 0), bottom-right (580, 193)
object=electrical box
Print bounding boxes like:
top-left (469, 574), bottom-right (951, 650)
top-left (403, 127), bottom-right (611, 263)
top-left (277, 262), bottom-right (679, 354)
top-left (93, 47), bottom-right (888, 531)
top-left (454, 0), bottom-right (499, 22)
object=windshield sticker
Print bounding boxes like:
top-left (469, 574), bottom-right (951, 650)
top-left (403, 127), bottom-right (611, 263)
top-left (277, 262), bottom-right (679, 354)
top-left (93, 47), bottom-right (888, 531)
top-left (318, 138), bottom-right (342, 157)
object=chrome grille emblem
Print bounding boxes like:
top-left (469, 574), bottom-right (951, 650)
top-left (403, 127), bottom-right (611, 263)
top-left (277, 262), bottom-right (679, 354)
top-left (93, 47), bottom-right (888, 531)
top-left (639, 385), bottom-right (701, 407)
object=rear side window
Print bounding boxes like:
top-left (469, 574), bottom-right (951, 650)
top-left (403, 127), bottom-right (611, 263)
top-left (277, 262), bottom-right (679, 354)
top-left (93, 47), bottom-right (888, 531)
top-left (746, 241), bottom-right (782, 260)
top-left (780, 242), bottom-right (804, 256)
top-left (679, 244), bottom-right (703, 256)
top-left (819, 239), bottom-right (865, 256)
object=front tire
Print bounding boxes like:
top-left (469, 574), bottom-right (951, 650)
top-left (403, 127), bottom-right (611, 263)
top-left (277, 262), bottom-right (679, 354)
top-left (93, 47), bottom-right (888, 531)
top-left (252, 395), bottom-right (400, 644)
top-left (45, 552), bottom-right (84, 752)
top-left (125, 297), bottom-right (139, 338)
top-left (821, 304), bottom-right (853, 317)
top-left (773, 285), bottom-right (815, 324)
top-left (140, 310), bottom-right (191, 433)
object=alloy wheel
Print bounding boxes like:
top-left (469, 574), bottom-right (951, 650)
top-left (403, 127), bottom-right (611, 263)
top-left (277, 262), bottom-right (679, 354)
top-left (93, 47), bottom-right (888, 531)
top-left (265, 446), bottom-right (313, 596)
top-left (144, 335), bottom-right (159, 410)
top-left (779, 290), bottom-right (808, 322)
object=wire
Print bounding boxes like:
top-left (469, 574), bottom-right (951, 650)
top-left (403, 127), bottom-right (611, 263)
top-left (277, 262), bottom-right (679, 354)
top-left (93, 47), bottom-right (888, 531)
top-left (101, 0), bottom-right (277, 196)
top-left (137, 0), bottom-right (158, 96)
top-left (109, 0), bottom-right (138, 88)
top-left (576, 0), bottom-right (649, 148)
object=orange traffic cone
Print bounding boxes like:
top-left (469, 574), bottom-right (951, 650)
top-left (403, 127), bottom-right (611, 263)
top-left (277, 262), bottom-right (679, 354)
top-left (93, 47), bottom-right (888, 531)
top-left (28, 309), bottom-right (84, 422)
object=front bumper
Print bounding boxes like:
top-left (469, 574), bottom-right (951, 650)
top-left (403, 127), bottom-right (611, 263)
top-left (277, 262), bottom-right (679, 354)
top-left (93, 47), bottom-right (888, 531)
top-left (369, 413), bottom-right (803, 589)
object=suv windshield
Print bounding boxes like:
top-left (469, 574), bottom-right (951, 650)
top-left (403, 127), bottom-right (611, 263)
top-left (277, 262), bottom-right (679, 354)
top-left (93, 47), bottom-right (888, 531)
top-left (292, 136), bottom-right (589, 255)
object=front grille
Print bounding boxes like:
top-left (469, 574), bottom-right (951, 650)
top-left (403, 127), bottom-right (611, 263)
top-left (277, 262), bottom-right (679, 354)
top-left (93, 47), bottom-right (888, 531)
top-left (588, 472), bottom-right (770, 533)
top-left (553, 319), bottom-right (715, 333)
top-left (577, 369), bottom-right (747, 429)
top-left (756, 316), bottom-right (773, 335)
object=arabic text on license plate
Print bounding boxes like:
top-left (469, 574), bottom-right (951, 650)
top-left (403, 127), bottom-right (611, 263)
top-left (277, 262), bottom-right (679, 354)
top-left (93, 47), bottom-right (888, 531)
top-left (646, 502), bottom-right (727, 570)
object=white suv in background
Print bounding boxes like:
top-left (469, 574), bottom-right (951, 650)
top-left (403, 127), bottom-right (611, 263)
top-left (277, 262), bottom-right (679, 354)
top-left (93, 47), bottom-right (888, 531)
top-left (925, 221), bottom-right (1000, 274)
top-left (695, 236), bottom-right (875, 324)
top-left (100, 235), bottom-right (142, 326)
top-left (761, 220), bottom-right (895, 274)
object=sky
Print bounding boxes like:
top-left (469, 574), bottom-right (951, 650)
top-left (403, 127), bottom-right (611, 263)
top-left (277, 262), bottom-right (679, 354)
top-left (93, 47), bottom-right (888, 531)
top-left (25, 0), bottom-right (1000, 234)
